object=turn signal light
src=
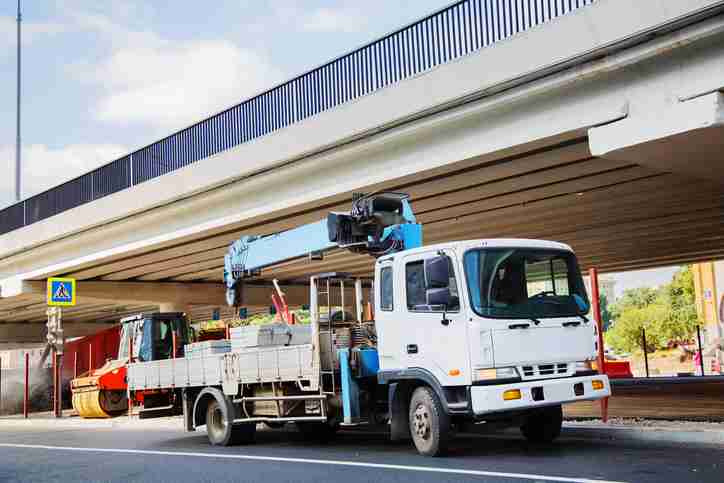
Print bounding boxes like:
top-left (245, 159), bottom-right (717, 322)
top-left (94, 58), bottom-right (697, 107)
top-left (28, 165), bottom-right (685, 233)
top-left (449, 369), bottom-right (461, 376)
top-left (592, 379), bottom-right (605, 391)
top-left (503, 389), bottom-right (522, 401)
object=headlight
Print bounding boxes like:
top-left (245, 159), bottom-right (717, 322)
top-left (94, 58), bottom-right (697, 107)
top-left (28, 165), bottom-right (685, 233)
top-left (475, 367), bottom-right (519, 381)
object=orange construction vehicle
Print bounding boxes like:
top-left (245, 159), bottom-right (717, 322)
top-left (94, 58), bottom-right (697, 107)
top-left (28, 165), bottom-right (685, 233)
top-left (71, 312), bottom-right (193, 418)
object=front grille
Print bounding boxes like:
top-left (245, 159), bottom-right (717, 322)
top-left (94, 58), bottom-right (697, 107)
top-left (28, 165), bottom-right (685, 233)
top-left (520, 363), bottom-right (570, 380)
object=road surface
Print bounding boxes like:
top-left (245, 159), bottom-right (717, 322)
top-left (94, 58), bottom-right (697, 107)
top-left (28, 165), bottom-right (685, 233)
top-left (0, 420), bottom-right (720, 482)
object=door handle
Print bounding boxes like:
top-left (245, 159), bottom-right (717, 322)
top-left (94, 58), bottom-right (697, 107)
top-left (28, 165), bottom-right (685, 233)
top-left (406, 344), bottom-right (418, 354)
top-left (562, 321), bottom-right (582, 327)
top-left (508, 323), bottom-right (531, 329)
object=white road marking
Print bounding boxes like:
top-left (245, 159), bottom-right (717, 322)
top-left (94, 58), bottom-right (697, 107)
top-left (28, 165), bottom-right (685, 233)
top-left (0, 443), bottom-right (627, 483)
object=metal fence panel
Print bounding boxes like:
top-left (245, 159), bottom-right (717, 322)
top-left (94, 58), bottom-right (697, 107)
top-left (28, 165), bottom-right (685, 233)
top-left (0, 0), bottom-right (596, 236)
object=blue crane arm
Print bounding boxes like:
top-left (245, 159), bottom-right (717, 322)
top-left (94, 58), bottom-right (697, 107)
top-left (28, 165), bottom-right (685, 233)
top-left (224, 219), bottom-right (336, 284)
top-left (224, 195), bottom-right (421, 305)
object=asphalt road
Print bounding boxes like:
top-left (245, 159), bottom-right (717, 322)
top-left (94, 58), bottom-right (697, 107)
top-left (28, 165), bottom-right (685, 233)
top-left (0, 422), bottom-right (720, 483)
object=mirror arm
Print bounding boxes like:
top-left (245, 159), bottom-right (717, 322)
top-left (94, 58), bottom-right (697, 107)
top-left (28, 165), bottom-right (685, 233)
top-left (441, 306), bottom-right (451, 326)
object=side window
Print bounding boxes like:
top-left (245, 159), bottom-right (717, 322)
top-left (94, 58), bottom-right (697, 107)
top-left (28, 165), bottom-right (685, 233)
top-left (406, 261), bottom-right (427, 309)
top-left (380, 266), bottom-right (394, 311)
top-left (406, 256), bottom-right (460, 312)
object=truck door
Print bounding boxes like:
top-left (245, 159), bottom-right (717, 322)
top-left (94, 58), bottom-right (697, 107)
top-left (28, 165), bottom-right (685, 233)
top-left (375, 259), bottom-right (405, 371)
top-left (403, 251), bottom-right (470, 387)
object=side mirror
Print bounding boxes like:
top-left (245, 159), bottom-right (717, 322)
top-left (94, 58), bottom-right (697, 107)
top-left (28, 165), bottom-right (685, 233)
top-left (426, 287), bottom-right (451, 307)
top-left (425, 256), bottom-right (450, 288)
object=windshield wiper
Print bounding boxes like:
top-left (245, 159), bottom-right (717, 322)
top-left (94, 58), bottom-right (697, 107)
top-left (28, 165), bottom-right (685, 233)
top-left (509, 318), bottom-right (540, 329)
top-left (579, 314), bottom-right (589, 324)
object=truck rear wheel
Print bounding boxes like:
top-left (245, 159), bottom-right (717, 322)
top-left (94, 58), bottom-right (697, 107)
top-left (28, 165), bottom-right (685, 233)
top-left (408, 386), bottom-right (451, 457)
top-left (206, 399), bottom-right (256, 446)
top-left (521, 405), bottom-right (562, 444)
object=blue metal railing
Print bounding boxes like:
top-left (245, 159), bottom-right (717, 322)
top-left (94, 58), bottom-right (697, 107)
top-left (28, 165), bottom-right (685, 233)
top-left (0, 0), bottom-right (596, 237)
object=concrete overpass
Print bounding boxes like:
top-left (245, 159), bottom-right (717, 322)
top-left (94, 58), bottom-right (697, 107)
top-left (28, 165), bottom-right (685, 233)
top-left (1, 0), bottom-right (724, 344)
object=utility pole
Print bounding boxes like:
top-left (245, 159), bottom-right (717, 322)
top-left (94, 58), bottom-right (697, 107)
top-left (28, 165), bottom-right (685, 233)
top-left (16, 0), bottom-right (22, 201)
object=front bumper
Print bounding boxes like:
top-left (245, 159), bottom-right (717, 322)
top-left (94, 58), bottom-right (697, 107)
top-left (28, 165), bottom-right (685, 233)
top-left (470, 374), bottom-right (610, 415)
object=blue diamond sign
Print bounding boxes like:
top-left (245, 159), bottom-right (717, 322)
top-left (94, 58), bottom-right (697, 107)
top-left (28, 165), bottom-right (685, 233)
top-left (47, 278), bottom-right (76, 307)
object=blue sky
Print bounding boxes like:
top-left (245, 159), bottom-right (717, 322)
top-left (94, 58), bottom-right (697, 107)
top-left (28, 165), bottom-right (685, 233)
top-left (0, 0), bottom-right (451, 206)
top-left (0, 0), bottom-right (680, 292)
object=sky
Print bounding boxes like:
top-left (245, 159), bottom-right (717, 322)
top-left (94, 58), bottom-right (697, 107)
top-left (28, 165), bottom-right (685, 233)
top-left (608, 266), bottom-right (679, 299)
top-left (0, 0), bottom-right (452, 207)
top-left (0, 0), bottom-right (681, 293)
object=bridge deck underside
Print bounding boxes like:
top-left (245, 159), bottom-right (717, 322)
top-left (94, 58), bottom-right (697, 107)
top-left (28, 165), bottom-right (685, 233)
top-left (55, 137), bottom-right (724, 286)
top-left (4, 133), bottom-right (723, 325)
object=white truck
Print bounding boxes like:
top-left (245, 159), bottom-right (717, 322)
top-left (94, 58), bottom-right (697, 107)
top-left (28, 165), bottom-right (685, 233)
top-left (127, 193), bottom-right (610, 456)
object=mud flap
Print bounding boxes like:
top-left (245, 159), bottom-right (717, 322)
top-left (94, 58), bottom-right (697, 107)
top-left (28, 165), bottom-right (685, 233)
top-left (389, 383), bottom-right (411, 441)
top-left (182, 389), bottom-right (195, 431)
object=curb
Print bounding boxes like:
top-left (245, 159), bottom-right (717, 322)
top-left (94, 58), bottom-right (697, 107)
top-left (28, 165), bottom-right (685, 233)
top-left (0, 415), bottom-right (182, 430)
top-left (560, 423), bottom-right (724, 447)
top-left (3, 417), bottom-right (723, 447)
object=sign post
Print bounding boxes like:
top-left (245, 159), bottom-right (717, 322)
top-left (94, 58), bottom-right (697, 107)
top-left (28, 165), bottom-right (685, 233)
top-left (47, 277), bottom-right (75, 418)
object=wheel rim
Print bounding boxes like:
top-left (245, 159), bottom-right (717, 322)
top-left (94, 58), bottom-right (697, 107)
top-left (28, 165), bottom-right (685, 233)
top-left (208, 404), bottom-right (226, 441)
top-left (413, 403), bottom-right (431, 440)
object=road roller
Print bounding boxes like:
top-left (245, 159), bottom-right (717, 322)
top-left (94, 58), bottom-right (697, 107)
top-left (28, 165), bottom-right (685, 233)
top-left (71, 312), bottom-right (192, 418)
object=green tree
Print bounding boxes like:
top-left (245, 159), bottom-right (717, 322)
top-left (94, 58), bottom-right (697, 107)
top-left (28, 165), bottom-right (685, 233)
top-left (605, 304), bottom-right (669, 353)
top-left (659, 266), bottom-right (700, 344)
top-left (611, 287), bottom-right (661, 318)
top-left (605, 266), bottom-right (700, 353)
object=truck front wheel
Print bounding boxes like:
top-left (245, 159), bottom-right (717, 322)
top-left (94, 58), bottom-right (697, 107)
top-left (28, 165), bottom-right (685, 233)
top-left (206, 399), bottom-right (256, 446)
top-left (408, 386), bottom-right (451, 456)
top-left (520, 405), bottom-right (562, 444)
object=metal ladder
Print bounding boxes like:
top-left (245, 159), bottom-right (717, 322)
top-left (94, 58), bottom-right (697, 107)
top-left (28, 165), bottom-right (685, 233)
top-left (317, 277), bottom-right (335, 395)
top-left (317, 275), bottom-right (351, 396)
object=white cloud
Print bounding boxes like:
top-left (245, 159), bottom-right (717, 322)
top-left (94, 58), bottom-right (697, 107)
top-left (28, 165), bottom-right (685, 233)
top-left (62, 7), bottom-right (283, 132)
top-left (301, 7), bottom-right (368, 33)
top-left (82, 39), bottom-right (282, 130)
top-left (0, 143), bottom-right (127, 208)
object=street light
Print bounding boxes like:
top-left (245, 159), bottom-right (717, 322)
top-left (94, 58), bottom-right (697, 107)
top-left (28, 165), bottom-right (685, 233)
top-left (16, 0), bottom-right (22, 202)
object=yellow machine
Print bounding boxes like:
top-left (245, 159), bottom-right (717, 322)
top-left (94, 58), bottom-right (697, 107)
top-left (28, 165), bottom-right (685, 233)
top-left (70, 359), bottom-right (129, 418)
top-left (71, 312), bottom-right (191, 418)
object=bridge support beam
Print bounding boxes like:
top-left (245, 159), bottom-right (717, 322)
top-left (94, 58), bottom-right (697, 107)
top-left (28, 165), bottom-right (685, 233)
top-left (1, 280), bottom-right (229, 306)
top-left (590, 92), bottom-right (724, 183)
top-left (0, 322), bottom-right (116, 349)
top-left (0, 280), bottom-right (323, 320)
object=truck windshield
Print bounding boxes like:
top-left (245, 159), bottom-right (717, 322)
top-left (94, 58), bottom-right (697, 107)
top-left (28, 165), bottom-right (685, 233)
top-left (118, 320), bottom-right (142, 360)
top-left (463, 248), bottom-right (590, 319)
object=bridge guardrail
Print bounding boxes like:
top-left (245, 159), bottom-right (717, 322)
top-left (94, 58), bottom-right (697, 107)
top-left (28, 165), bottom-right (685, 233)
top-left (0, 0), bottom-right (596, 236)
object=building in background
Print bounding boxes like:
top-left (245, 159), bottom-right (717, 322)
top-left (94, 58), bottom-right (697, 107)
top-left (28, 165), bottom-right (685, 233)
top-left (582, 274), bottom-right (616, 303)
top-left (599, 276), bottom-right (617, 302)
top-left (692, 260), bottom-right (724, 373)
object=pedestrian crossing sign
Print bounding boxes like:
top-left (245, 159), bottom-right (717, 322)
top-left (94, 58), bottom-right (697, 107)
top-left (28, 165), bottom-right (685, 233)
top-left (47, 277), bottom-right (76, 306)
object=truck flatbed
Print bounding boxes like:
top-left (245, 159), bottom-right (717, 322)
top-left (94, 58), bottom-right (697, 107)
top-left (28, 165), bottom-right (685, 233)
top-left (127, 343), bottom-right (319, 392)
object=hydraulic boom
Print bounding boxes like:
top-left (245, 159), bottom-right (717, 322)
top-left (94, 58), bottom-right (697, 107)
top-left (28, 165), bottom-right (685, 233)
top-left (224, 193), bottom-right (422, 305)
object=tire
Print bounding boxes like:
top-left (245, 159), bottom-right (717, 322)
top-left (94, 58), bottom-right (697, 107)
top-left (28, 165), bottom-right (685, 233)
top-left (205, 399), bottom-right (256, 446)
top-left (408, 386), bottom-right (451, 457)
top-left (521, 405), bottom-right (563, 444)
top-left (296, 421), bottom-right (339, 443)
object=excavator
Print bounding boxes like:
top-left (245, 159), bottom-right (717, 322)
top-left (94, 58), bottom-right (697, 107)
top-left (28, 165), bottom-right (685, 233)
top-left (71, 312), bottom-right (192, 418)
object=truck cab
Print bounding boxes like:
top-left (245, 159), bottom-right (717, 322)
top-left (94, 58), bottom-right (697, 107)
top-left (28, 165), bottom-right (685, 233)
top-left (375, 239), bottom-right (610, 454)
